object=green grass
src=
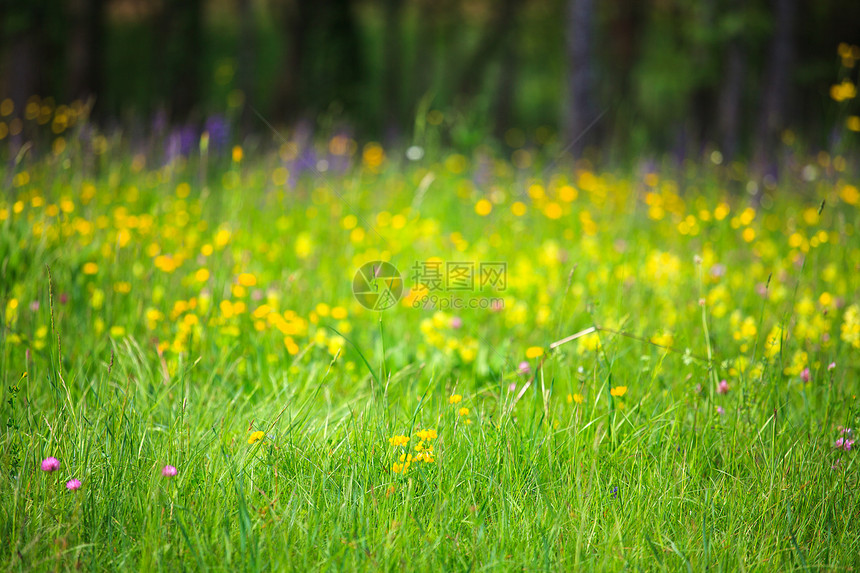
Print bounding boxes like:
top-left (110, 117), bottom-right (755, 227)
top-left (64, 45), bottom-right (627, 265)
top-left (1, 133), bottom-right (859, 571)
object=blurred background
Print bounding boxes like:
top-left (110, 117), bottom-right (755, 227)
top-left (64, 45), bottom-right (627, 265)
top-left (1, 0), bottom-right (859, 163)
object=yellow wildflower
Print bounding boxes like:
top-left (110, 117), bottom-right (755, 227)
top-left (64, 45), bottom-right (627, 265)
top-left (525, 346), bottom-right (544, 359)
top-left (388, 435), bottom-right (409, 447)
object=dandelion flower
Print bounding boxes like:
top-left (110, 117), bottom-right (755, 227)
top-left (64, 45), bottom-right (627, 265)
top-left (41, 457), bottom-right (60, 472)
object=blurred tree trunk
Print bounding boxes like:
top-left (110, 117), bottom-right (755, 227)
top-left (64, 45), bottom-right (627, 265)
top-left (455, 0), bottom-right (517, 104)
top-left (412, 0), bottom-right (436, 103)
top-left (67, 0), bottom-right (105, 116)
top-left (165, 0), bottom-right (203, 121)
top-left (754, 0), bottom-right (797, 178)
top-left (493, 35), bottom-right (517, 139)
top-left (718, 37), bottom-right (745, 160)
top-left (274, 1), bottom-right (313, 123)
top-left (4, 4), bottom-right (45, 119)
top-left (320, 0), bottom-right (364, 115)
top-left (237, 0), bottom-right (256, 134)
top-left (690, 0), bottom-right (717, 150)
top-left (605, 0), bottom-right (642, 157)
top-left (565, 0), bottom-right (597, 156)
top-left (607, 0), bottom-right (642, 96)
top-left (382, 0), bottom-right (404, 141)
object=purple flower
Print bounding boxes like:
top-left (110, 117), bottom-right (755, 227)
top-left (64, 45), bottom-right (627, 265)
top-left (449, 316), bottom-right (463, 329)
top-left (716, 406), bottom-right (725, 416)
top-left (41, 457), bottom-right (60, 472)
top-left (66, 479), bottom-right (81, 491)
top-left (518, 361), bottom-right (530, 375)
top-left (800, 368), bottom-right (810, 383)
top-left (828, 362), bottom-right (836, 371)
top-left (834, 437), bottom-right (853, 451)
top-left (709, 264), bottom-right (726, 279)
top-left (204, 114), bottom-right (231, 152)
top-left (508, 382), bottom-right (517, 393)
top-left (165, 125), bottom-right (197, 163)
top-left (717, 380), bottom-right (729, 394)
top-left (162, 465), bottom-right (178, 477)
top-left (611, 486), bottom-right (618, 498)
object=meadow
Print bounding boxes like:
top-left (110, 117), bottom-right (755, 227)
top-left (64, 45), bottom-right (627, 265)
top-left (1, 107), bottom-right (859, 571)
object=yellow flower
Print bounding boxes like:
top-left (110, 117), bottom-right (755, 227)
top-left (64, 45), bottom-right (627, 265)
top-left (573, 393), bottom-right (584, 404)
top-left (525, 346), bottom-right (544, 359)
top-left (610, 386), bottom-right (628, 397)
top-left (248, 430), bottom-right (265, 445)
top-left (475, 199), bottom-right (493, 216)
top-left (415, 428), bottom-right (437, 441)
top-left (362, 142), bottom-right (385, 169)
top-left (388, 435), bottom-right (409, 447)
top-left (543, 202), bottom-right (563, 219)
top-left (82, 262), bottom-right (99, 275)
top-left (458, 407), bottom-right (470, 416)
top-left (842, 305), bottom-right (860, 349)
top-left (831, 81), bottom-right (857, 102)
top-left (448, 394), bottom-right (462, 404)
top-left (840, 184), bottom-right (859, 205)
top-left (392, 461), bottom-right (410, 474)
top-left (238, 272), bottom-right (257, 287)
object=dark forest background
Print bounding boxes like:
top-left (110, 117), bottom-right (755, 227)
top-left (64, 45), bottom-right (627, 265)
top-left (1, 0), bottom-right (860, 163)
